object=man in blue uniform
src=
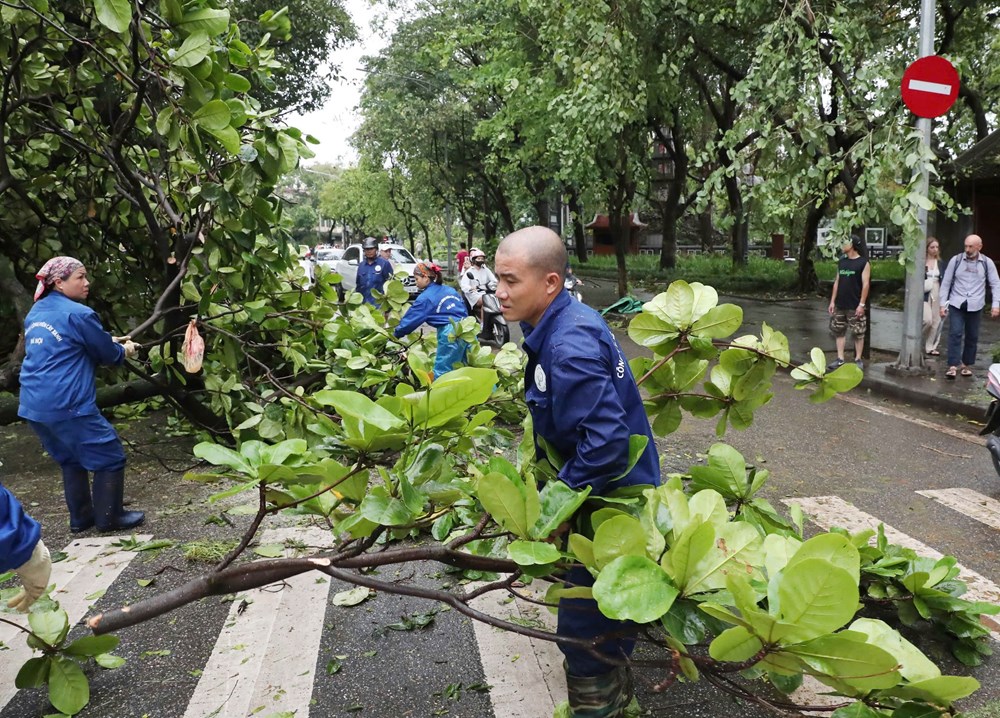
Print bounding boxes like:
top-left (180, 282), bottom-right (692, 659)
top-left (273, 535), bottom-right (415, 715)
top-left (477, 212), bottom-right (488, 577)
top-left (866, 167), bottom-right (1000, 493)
top-left (1, 481), bottom-right (52, 612)
top-left (355, 236), bottom-right (394, 305)
top-left (495, 226), bottom-right (660, 717)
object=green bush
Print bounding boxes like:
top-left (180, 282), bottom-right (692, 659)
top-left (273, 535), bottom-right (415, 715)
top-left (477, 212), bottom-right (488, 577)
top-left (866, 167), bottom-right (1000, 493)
top-left (572, 254), bottom-right (906, 293)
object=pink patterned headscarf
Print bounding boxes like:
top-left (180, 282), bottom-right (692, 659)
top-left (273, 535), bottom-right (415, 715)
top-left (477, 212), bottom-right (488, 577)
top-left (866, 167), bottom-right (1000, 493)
top-left (34, 256), bottom-right (84, 301)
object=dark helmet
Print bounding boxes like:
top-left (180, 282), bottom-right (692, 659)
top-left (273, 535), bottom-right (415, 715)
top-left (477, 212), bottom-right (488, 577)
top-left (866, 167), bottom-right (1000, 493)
top-left (362, 236), bottom-right (378, 250)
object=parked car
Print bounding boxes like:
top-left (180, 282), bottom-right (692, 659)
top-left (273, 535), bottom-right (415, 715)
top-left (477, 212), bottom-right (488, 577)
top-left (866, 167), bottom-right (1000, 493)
top-left (335, 243), bottom-right (421, 298)
top-left (314, 246), bottom-right (344, 270)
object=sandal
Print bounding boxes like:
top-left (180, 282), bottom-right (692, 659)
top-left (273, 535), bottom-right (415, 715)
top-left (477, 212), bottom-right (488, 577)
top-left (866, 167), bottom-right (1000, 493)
top-left (945, 366), bottom-right (957, 379)
top-left (961, 367), bottom-right (974, 377)
top-left (927, 349), bottom-right (940, 356)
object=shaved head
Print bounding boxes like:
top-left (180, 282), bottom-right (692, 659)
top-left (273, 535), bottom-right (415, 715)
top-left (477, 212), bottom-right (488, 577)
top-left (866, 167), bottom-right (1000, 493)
top-left (494, 226), bottom-right (568, 326)
top-left (497, 226), bottom-right (567, 280)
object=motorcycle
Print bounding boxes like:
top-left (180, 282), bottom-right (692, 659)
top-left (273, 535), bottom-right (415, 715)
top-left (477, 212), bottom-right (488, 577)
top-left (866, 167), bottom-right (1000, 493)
top-left (564, 274), bottom-right (583, 302)
top-left (465, 272), bottom-right (510, 345)
top-left (982, 364), bottom-right (1000, 475)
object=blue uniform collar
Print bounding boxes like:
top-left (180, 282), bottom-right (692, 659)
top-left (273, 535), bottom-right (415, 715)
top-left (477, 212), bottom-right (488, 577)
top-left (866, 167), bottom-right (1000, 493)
top-left (521, 290), bottom-right (571, 354)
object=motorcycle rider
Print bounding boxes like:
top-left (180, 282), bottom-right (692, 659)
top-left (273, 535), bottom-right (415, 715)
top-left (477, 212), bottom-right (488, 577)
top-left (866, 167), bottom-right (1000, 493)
top-left (459, 248), bottom-right (497, 335)
top-left (356, 236), bottom-right (394, 305)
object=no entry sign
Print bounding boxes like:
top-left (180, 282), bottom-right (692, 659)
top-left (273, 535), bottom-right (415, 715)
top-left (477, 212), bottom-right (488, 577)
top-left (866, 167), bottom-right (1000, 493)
top-left (901, 55), bottom-right (960, 118)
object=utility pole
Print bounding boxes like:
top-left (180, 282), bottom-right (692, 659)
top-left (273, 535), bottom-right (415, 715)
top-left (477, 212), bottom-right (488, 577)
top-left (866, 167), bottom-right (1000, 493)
top-left (890, 0), bottom-right (935, 376)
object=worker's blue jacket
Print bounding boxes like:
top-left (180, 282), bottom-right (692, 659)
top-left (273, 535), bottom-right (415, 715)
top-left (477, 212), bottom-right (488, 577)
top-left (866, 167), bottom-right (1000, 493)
top-left (356, 257), bottom-right (394, 305)
top-left (395, 283), bottom-right (469, 377)
top-left (521, 290), bottom-right (659, 495)
top-left (394, 283), bottom-right (467, 336)
top-left (0, 482), bottom-right (40, 572)
top-left (18, 292), bottom-right (125, 423)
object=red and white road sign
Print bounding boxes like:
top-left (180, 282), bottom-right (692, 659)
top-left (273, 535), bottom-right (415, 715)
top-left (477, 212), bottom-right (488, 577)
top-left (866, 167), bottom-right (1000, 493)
top-left (901, 55), bottom-right (960, 118)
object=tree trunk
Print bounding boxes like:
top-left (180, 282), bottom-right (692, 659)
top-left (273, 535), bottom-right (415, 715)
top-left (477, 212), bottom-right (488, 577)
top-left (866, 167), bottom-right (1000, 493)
top-left (0, 265), bottom-right (32, 391)
top-left (535, 198), bottom-right (550, 229)
top-left (610, 212), bottom-right (629, 298)
top-left (699, 206), bottom-right (714, 250)
top-left (660, 198), bottom-right (678, 270)
top-left (798, 200), bottom-right (827, 292)
top-left (723, 173), bottom-right (748, 267)
top-left (568, 190), bottom-right (588, 263)
top-left (0, 377), bottom-right (164, 425)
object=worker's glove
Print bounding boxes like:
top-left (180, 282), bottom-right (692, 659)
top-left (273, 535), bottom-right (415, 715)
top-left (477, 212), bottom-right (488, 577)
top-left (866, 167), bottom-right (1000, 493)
top-left (123, 341), bottom-right (139, 359)
top-left (7, 540), bottom-right (52, 613)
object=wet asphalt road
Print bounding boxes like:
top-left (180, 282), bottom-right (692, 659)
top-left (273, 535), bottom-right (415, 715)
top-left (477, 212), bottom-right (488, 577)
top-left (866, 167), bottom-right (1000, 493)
top-left (4, 282), bottom-right (1000, 717)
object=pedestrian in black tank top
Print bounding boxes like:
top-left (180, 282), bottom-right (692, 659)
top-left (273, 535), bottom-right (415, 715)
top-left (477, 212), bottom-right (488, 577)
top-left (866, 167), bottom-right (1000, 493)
top-left (827, 234), bottom-right (871, 371)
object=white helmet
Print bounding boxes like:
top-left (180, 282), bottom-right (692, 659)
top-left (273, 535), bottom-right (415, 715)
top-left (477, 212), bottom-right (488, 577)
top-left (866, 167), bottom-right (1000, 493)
top-left (469, 248), bottom-right (486, 260)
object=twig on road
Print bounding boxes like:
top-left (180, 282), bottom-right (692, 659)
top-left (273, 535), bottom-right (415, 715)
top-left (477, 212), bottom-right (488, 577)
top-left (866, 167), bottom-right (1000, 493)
top-left (919, 444), bottom-right (971, 459)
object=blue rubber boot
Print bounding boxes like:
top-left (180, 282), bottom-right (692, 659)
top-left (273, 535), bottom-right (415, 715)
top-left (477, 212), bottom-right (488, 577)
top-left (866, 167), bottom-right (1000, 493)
top-left (92, 469), bottom-right (144, 532)
top-left (62, 466), bottom-right (94, 533)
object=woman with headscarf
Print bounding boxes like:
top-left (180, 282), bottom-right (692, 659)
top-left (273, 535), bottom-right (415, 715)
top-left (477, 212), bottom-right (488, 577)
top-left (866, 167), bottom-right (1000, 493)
top-left (393, 262), bottom-right (469, 378)
top-left (18, 257), bottom-right (145, 532)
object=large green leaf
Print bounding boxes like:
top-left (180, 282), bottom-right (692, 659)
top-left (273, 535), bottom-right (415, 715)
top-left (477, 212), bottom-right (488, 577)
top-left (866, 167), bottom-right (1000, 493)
top-left (48, 656), bottom-right (90, 715)
top-left (194, 441), bottom-right (252, 475)
top-left (401, 367), bottom-right (498, 428)
top-left (172, 32), bottom-right (211, 68)
top-left (709, 625), bottom-right (763, 662)
top-left (176, 8), bottom-right (230, 35)
top-left (773, 560), bottom-right (859, 642)
top-left (682, 521), bottom-right (762, 595)
top-left (65, 634), bottom-right (120, 657)
top-left (663, 520), bottom-right (714, 589)
top-left (592, 555), bottom-right (678, 623)
top-left (848, 618), bottom-right (939, 683)
top-left (359, 487), bottom-right (414, 526)
top-left (477, 471), bottom-right (537, 538)
top-left (94, 0), bottom-right (131, 33)
top-left (690, 304), bottom-right (743, 340)
top-left (878, 675), bottom-right (979, 705)
top-left (508, 540), bottom-right (561, 566)
top-left (786, 632), bottom-right (900, 691)
top-left (592, 514), bottom-right (648, 569)
top-left (531, 481), bottom-right (589, 539)
top-left (314, 389), bottom-right (405, 448)
top-left (193, 100), bottom-right (232, 131)
top-left (786, 533), bottom-right (860, 585)
top-left (688, 443), bottom-right (749, 498)
top-left (627, 312), bottom-right (679, 349)
top-left (14, 657), bottom-right (50, 689)
top-left (28, 608), bottom-right (69, 645)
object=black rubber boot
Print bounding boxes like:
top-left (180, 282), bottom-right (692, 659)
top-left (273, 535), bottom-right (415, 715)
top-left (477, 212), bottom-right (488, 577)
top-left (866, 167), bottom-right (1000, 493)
top-left (92, 469), bottom-right (145, 532)
top-left (62, 466), bottom-right (94, 533)
top-left (565, 665), bottom-right (634, 717)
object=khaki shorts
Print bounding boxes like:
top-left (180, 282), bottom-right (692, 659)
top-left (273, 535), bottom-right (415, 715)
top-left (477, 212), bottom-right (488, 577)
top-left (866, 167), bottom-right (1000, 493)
top-left (829, 309), bottom-right (866, 338)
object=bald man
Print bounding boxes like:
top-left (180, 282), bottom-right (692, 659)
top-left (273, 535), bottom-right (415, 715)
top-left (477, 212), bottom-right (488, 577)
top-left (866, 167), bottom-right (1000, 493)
top-left (495, 226), bottom-right (659, 717)
top-left (939, 234), bottom-right (1000, 378)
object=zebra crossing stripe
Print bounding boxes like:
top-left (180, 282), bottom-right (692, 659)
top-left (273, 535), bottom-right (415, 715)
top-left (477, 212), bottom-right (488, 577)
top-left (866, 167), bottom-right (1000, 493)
top-left (917, 488), bottom-right (1000, 531)
top-left (785, 495), bottom-right (1000, 638)
top-left (0, 534), bottom-right (153, 710)
top-left (467, 582), bottom-right (565, 717)
top-left (182, 526), bottom-right (334, 718)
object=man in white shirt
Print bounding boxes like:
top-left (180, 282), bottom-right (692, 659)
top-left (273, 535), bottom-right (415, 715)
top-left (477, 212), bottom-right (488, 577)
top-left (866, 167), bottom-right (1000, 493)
top-left (939, 234), bottom-right (1000, 378)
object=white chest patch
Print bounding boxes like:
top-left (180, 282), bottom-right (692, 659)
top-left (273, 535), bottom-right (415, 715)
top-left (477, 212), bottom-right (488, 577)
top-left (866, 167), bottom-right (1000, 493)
top-left (375, 265), bottom-right (382, 273)
top-left (534, 364), bottom-right (547, 393)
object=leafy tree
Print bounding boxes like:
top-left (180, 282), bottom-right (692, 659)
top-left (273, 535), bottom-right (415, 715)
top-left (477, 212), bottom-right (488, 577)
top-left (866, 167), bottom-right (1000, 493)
top-left (10, 274), bottom-right (985, 716)
top-left (0, 0), bottom-right (314, 428)
top-left (229, 0), bottom-right (358, 114)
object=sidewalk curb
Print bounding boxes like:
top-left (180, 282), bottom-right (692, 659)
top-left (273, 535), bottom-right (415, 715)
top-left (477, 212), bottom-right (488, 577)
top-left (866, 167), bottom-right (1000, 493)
top-left (859, 370), bottom-right (984, 420)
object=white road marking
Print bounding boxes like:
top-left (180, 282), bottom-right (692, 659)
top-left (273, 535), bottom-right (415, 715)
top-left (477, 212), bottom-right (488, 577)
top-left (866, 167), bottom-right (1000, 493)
top-left (0, 534), bottom-right (152, 710)
top-left (917, 488), bottom-right (1000, 531)
top-left (836, 392), bottom-right (986, 446)
top-left (182, 526), bottom-right (334, 718)
top-left (468, 582), bottom-right (565, 717)
top-left (908, 79), bottom-right (953, 95)
top-left (785, 496), bottom-right (1000, 639)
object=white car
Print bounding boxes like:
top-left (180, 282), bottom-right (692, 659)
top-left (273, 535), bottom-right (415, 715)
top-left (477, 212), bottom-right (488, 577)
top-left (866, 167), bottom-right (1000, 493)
top-left (335, 243), bottom-right (421, 297)
top-left (314, 246), bottom-right (344, 271)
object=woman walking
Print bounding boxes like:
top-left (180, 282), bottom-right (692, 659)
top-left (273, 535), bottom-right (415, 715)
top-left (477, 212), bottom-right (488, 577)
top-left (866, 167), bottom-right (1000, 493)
top-left (923, 238), bottom-right (943, 356)
top-left (18, 257), bottom-right (145, 532)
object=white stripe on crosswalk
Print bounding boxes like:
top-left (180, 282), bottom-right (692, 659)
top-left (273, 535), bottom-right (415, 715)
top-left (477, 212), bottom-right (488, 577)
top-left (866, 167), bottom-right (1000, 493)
top-left (917, 488), bottom-right (1000, 531)
top-left (0, 534), bottom-right (153, 710)
top-left (785, 495), bottom-right (1000, 638)
top-left (182, 526), bottom-right (334, 718)
top-left (467, 582), bottom-right (565, 717)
